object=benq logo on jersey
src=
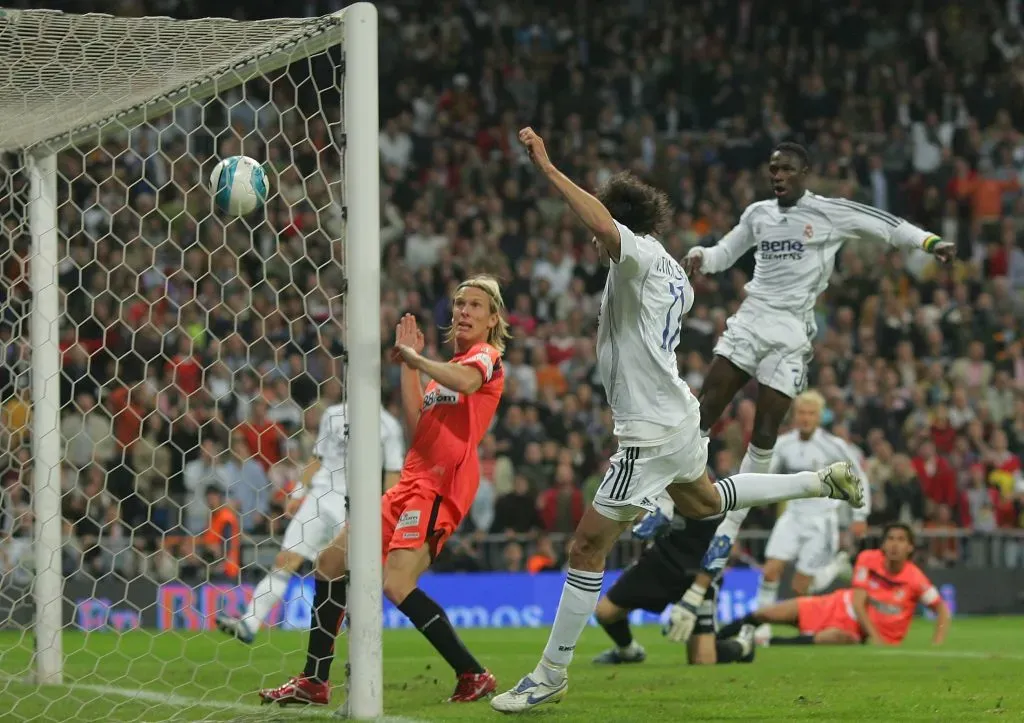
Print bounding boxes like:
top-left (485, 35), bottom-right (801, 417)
top-left (759, 239), bottom-right (805, 260)
top-left (422, 384), bottom-right (460, 411)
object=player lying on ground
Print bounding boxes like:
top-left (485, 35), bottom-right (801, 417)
top-left (717, 523), bottom-right (951, 646)
top-left (591, 496), bottom-right (756, 666)
top-left (681, 143), bottom-right (953, 599)
top-left (216, 403), bottom-right (405, 643)
top-left (260, 276), bottom-right (509, 707)
top-left (744, 389), bottom-right (870, 642)
top-left (492, 129), bottom-right (865, 714)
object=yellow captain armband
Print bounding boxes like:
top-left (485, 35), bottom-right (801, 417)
top-left (923, 235), bottom-right (941, 253)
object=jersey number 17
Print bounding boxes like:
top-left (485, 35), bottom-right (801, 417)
top-left (660, 282), bottom-right (686, 351)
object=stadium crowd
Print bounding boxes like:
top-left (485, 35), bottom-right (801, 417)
top-left (0, 0), bottom-right (1023, 585)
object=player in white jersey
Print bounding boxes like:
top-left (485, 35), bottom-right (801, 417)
top-left (216, 403), bottom-right (405, 643)
top-left (754, 390), bottom-right (870, 642)
top-left (493, 129), bottom-right (865, 714)
top-left (672, 143), bottom-right (952, 621)
top-left (663, 390), bottom-right (870, 645)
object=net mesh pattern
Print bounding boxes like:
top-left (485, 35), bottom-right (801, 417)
top-left (0, 8), bottom-right (343, 151)
top-left (0, 8), bottom-right (350, 721)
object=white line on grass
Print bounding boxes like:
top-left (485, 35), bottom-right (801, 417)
top-left (2, 675), bottom-right (427, 722)
top-left (865, 649), bottom-right (1024, 661)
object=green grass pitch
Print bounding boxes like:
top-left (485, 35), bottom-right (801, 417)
top-left (0, 617), bottom-right (1021, 721)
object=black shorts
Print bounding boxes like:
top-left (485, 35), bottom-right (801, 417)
top-left (606, 548), bottom-right (717, 635)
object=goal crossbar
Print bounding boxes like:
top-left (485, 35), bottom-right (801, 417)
top-left (0, 8), bottom-right (346, 153)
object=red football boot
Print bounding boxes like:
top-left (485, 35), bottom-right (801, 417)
top-left (258, 675), bottom-right (330, 706)
top-left (448, 670), bottom-right (497, 702)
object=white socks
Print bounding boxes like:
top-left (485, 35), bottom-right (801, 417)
top-left (757, 578), bottom-right (779, 610)
top-left (713, 445), bottom-right (773, 538)
top-left (810, 560), bottom-right (841, 593)
top-left (535, 568), bottom-right (603, 683)
top-left (241, 569), bottom-right (291, 636)
top-left (714, 471), bottom-right (821, 514)
top-left (740, 445), bottom-right (774, 474)
top-left (715, 508), bottom-right (750, 538)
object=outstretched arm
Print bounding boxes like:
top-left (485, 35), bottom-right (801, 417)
top-left (518, 127), bottom-right (622, 262)
top-left (684, 212), bottom-right (758, 276)
top-left (832, 198), bottom-right (955, 263)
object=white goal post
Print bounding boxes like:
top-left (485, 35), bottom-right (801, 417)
top-left (0, 3), bottom-right (381, 720)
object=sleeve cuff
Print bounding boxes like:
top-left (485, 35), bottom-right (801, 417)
top-left (923, 235), bottom-right (941, 253)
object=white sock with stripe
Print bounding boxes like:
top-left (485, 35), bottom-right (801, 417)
top-left (714, 471), bottom-right (821, 514)
top-left (241, 568), bottom-right (290, 636)
top-left (740, 444), bottom-right (774, 474)
top-left (715, 445), bottom-right (773, 534)
top-left (535, 568), bottom-right (604, 684)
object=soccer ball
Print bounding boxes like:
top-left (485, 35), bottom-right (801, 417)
top-left (209, 155), bottom-right (269, 216)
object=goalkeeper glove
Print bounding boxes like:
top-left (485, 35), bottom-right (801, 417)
top-left (663, 584), bottom-right (706, 644)
top-left (632, 509), bottom-right (670, 540)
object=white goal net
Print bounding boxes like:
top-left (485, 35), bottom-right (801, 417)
top-left (0, 4), bottom-right (381, 721)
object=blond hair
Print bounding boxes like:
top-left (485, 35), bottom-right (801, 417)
top-left (444, 275), bottom-right (511, 354)
top-left (794, 389), bottom-right (826, 413)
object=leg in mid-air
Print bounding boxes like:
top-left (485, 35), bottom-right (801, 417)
top-left (694, 360), bottom-right (794, 559)
top-left (216, 548), bottom-right (305, 644)
top-left (665, 461), bottom-right (862, 524)
top-left (695, 355), bottom-right (752, 439)
top-left (217, 489), bottom-right (343, 644)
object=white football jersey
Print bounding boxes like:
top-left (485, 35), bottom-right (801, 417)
top-left (770, 428), bottom-right (870, 520)
top-left (597, 220), bottom-right (700, 446)
top-left (701, 192), bottom-right (935, 314)
top-left (313, 403), bottom-right (406, 492)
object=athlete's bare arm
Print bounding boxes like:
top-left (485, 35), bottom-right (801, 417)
top-left (518, 127), bottom-right (622, 262)
top-left (931, 599), bottom-right (951, 645)
top-left (395, 314), bottom-right (426, 433)
top-left (851, 588), bottom-right (882, 644)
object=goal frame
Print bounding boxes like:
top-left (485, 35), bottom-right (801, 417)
top-left (16, 2), bottom-right (382, 718)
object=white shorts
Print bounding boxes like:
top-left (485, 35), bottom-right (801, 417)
top-left (713, 301), bottom-right (816, 398)
top-left (280, 486), bottom-right (347, 563)
top-left (764, 509), bottom-right (839, 576)
top-left (592, 426), bottom-right (709, 522)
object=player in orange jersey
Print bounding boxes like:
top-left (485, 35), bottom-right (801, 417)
top-left (259, 276), bottom-right (510, 709)
top-left (718, 523), bottom-right (951, 646)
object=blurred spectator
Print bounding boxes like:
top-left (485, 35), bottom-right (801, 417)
top-left (501, 541), bottom-right (524, 573)
top-left (925, 504), bottom-right (960, 566)
top-left (0, 382), bottom-right (30, 456)
top-left (236, 399), bottom-right (286, 473)
top-left (0, 0), bottom-right (1020, 582)
top-left (538, 463), bottom-right (583, 534)
top-left (526, 534), bottom-right (560, 574)
top-left (884, 455), bottom-right (926, 526)
top-left (221, 435), bottom-right (270, 534)
top-left (60, 392), bottom-right (116, 470)
top-left (492, 474), bottom-right (543, 536)
top-left (181, 438), bottom-right (229, 535)
top-left (181, 486), bottom-right (241, 582)
top-left (913, 440), bottom-right (959, 515)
